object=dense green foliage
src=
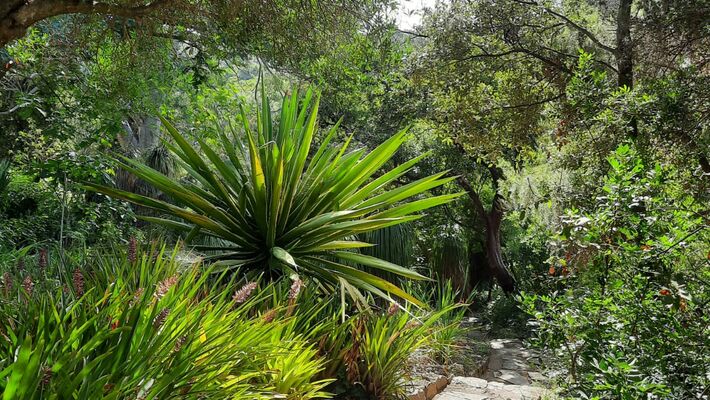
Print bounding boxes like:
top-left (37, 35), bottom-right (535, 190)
top-left (522, 145), bottom-right (709, 398)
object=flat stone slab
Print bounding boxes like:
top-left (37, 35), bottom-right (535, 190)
top-left (451, 377), bottom-right (490, 389)
top-left (435, 391), bottom-right (490, 400)
top-left (527, 372), bottom-right (546, 382)
top-left (433, 377), bottom-right (548, 400)
top-left (484, 338), bottom-right (543, 386)
top-left (495, 370), bottom-right (530, 385)
top-left (502, 359), bottom-right (529, 370)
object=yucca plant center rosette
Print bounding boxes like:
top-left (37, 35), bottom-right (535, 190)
top-left (84, 88), bottom-right (460, 305)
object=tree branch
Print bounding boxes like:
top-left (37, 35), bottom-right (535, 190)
top-left (1, 0), bottom-right (173, 47)
top-left (512, 0), bottom-right (617, 55)
top-left (515, 46), bottom-right (572, 74)
top-left (396, 28), bottom-right (428, 38)
top-left (490, 93), bottom-right (565, 111)
top-left (456, 175), bottom-right (488, 223)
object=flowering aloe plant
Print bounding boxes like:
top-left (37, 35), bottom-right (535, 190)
top-left (85, 88), bottom-right (459, 305)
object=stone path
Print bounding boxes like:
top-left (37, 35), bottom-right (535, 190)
top-left (433, 338), bottom-right (550, 400)
top-left (434, 376), bottom-right (547, 400)
top-left (482, 339), bottom-right (546, 386)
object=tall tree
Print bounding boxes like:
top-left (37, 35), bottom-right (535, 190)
top-left (426, 0), bottom-right (708, 170)
top-left (410, 0), bottom-right (709, 295)
top-left (408, 0), bottom-right (568, 293)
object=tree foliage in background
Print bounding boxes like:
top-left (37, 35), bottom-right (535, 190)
top-left (0, 0), bottom-right (399, 250)
top-left (0, 0), bottom-right (393, 51)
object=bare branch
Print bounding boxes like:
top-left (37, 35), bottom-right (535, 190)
top-left (396, 28), bottom-right (428, 38)
top-left (490, 93), bottom-right (565, 111)
top-left (512, 0), bottom-right (617, 55)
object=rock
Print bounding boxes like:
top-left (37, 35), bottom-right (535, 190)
top-left (436, 376), bottom-right (450, 391)
top-left (446, 362), bottom-right (465, 376)
top-left (487, 355), bottom-right (503, 370)
top-left (409, 391), bottom-right (427, 400)
top-left (496, 369), bottom-right (530, 385)
top-left (434, 393), bottom-right (489, 400)
top-left (502, 359), bottom-right (528, 370)
top-left (425, 381), bottom-right (440, 399)
top-left (527, 372), bottom-right (546, 382)
top-left (450, 376), bottom-right (489, 389)
top-left (434, 378), bottom-right (550, 400)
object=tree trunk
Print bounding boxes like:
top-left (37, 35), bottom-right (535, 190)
top-left (615, 0), bottom-right (638, 138)
top-left (115, 114), bottom-right (161, 193)
top-left (485, 193), bottom-right (516, 293)
top-left (615, 0), bottom-right (633, 89)
top-left (457, 169), bottom-right (516, 294)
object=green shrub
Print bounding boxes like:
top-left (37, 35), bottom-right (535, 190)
top-left (428, 281), bottom-right (470, 363)
top-left (0, 159), bottom-right (9, 194)
top-left (0, 174), bottom-right (61, 247)
top-left (521, 145), bottom-right (709, 399)
top-left (0, 241), bottom-right (466, 400)
top-left (340, 303), bottom-right (462, 400)
top-left (0, 171), bottom-right (137, 249)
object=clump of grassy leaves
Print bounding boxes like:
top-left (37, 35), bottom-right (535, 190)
top-left (0, 242), bottom-right (466, 400)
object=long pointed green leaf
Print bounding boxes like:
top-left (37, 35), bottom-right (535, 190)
top-left (331, 251), bottom-right (429, 280)
top-left (306, 257), bottom-right (424, 306)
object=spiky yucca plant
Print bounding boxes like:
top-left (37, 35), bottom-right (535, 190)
top-left (84, 88), bottom-right (459, 304)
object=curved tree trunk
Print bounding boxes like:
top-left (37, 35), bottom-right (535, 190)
top-left (457, 168), bottom-right (516, 294)
top-left (484, 193), bottom-right (515, 293)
